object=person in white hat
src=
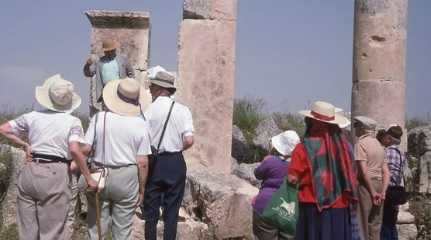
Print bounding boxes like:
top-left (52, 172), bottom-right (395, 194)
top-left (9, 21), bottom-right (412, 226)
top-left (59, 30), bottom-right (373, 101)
top-left (286, 101), bottom-right (358, 240)
top-left (252, 130), bottom-right (300, 239)
top-left (141, 65), bottom-right (194, 240)
top-left (0, 74), bottom-right (84, 240)
top-left (353, 116), bottom-right (390, 240)
top-left (72, 78), bottom-right (151, 240)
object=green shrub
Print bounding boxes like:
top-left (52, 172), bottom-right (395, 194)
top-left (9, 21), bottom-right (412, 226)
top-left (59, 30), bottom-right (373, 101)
top-left (233, 98), bottom-right (265, 144)
top-left (406, 116), bottom-right (431, 130)
top-left (0, 223), bottom-right (17, 240)
top-left (272, 112), bottom-right (305, 137)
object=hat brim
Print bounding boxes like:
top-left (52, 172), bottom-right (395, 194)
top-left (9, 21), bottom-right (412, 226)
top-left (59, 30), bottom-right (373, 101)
top-left (150, 79), bottom-right (176, 90)
top-left (271, 135), bottom-right (287, 156)
top-left (102, 46), bottom-right (116, 52)
top-left (299, 110), bottom-right (350, 128)
top-left (103, 80), bottom-right (150, 117)
top-left (35, 87), bottom-right (81, 113)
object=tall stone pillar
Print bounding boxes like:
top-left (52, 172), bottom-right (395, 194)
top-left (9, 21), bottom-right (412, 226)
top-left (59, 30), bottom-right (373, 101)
top-left (352, 0), bottom-right (408, 147)
top-left (85, 10), bottom-right (151, 112)
top-left (175, 0), bottom-right (238, 173)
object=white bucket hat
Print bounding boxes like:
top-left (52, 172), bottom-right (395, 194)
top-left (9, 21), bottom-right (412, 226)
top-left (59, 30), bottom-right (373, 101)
top-left (271, 130), bottom-right (300, 156)
top-left (103, 78), bottom-right (149, 117)
top-left (148, 65), bottom-right (176, 90)
top-left (299, 101), bottom-right (350, 128)
top-left (35, 74), bottom-right (81, 113)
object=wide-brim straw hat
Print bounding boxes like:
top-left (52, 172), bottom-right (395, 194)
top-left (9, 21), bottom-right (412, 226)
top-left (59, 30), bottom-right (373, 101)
top-left (148, 65), bottom-right (176, 90)
top-left (102, 39), bottom-right (118, 52)
top-left (334, 107), bottom-right (351, 129)
top-left (35, 74), bottom-right (81, 113)
top-left (271, 130), bottom-right (300, 156)
top-left (299, 101), bottom-right (350, 127)
top-left (103, 78), bottom-right (148, 117)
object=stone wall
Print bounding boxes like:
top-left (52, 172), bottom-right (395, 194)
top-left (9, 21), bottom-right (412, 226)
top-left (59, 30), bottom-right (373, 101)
top-left (85, 10), bottom-right (152, 112)
top-left (175, 0), bottom-right (238, 173)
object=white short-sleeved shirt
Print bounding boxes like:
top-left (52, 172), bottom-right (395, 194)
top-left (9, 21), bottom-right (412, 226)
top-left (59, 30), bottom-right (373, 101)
top-left (84, 112), bottom-right (151, 166)
top-left (144, 96), bottom-right (194, 153)
top-left (8, 110), bottom-right (84, 160)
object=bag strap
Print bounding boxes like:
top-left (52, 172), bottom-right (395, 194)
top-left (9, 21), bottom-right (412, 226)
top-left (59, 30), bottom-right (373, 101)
top-left (155, 101), bottom-right (175, 154)
top-left (102, 112), bottom-right (107, 166)
top-left (88, 113), bottom-right (100, 160)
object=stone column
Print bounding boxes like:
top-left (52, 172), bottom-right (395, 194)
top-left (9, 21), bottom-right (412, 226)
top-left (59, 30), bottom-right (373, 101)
top-left (351, 0), bottom-right (408, 146)
top-left (85, 10), bottom-right (151, 113)
top-left (175, 0), bottom-right (238, 173)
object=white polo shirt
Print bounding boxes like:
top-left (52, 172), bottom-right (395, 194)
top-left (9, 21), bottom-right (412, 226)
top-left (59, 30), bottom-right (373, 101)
top-left (8, 110), bottom-right (84, 159)
top-left (84, 112), bottom-right (151, 166)
top-left (144, 96), bottom-right (194, 153)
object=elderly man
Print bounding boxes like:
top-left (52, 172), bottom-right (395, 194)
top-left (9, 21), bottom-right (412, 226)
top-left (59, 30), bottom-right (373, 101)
top-left (141, 66), bottom-right (194, 240)
top-left (0, 74), bottom-right (84, 240)
top-left (353, 116), bottom-right (391, 240)
top-left (83, 39), bottom-right (135, 115)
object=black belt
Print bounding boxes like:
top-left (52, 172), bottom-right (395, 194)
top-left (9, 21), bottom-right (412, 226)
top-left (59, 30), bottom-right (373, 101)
top-left (31, 153), bottom-right (70, 164)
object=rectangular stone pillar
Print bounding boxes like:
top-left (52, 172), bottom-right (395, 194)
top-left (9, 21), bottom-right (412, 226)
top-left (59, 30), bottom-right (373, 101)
top-left (85, 10), bottom-right (151, 111)
top-left (351, 0), bottom-right (408, 149)
top-left (175, 0), bottom-right (238, 173)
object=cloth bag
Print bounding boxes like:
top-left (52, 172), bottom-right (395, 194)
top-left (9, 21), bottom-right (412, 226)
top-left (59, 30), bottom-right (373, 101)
top-left (260, 179), bottom-right (299, 235)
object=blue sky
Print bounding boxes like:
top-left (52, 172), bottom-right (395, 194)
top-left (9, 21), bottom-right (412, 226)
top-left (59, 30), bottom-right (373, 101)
top-left (0, 1), bottom-right (429, 118)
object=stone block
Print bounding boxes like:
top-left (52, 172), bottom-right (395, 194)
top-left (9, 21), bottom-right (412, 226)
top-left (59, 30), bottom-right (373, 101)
top-left (185, 168), bottom-right (258, 239)
top-left (85, 10), bottom-right (151, 111)
top-left (175, 19), bottom-right (236, 173)
top-left (397, 211), bottom-right (415, 224)
top-left (397, 223), bottom-right (417, 240)
top-left (183, 0), bottom-right (237, 20)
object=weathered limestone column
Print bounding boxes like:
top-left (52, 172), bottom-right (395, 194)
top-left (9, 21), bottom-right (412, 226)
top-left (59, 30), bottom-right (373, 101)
top-left (85, 10), bottom-right (151, 112)
top-left (352, 0), bottom-right (408, 147)
top-left (175, 0), bottom-right (238, 173)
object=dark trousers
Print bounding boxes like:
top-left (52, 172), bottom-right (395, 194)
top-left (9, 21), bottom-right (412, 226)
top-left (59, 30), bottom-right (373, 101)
top-left (142, 152), bottom-right (186, 240)
top-left (380, 200), bottom-right (399, 240)
top-left (253, 211), bottom-right (293, 240)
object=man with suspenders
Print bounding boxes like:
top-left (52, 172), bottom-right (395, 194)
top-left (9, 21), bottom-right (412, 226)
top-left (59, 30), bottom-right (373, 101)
top-left (142, 66), bottom-right (194, 240)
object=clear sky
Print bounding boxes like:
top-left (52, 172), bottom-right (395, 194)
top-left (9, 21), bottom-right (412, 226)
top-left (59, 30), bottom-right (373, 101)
top-left (0, 1), bottom-right (429, 118)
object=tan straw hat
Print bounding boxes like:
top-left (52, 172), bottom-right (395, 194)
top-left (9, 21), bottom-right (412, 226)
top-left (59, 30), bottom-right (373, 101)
top-left (102, 78), bottom-right (148, 116)
top-left (102, 39), bottom-right (118, 52)
top-left (271, 130), bottom-right (300, 156)
top-left (299, 101), bottom-right (350, 127)
top-left (35, 74), bottom-right (81, 113)
top-left (148, 65), bottom-right (176, 90)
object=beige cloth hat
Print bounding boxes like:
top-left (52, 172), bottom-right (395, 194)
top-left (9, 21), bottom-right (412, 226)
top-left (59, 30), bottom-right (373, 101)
top-left (148, 65), bottom-right (176, 90)
top-left (271, 130), bottom-right (300, 156)
top-left (353, 116), bottom-right (377, 130)
top-left (299, 101), bottom-right (350, 127)
top-left (35, 74), bottom-right (81, 113)
top-left (103, 78), bottom-right (148, 117)
top-left (102, 39), bottom-right (118, 52)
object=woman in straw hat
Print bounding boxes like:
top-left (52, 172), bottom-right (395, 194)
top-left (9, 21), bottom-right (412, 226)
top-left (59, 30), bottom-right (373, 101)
top-left (73, 77), bottom-right (151, 240)
top-left (252, 130), bottom-right (300, 240)
top-left (0, 74), bottom-right (84, 240)
top-left (287, 101), bottom-right (358, 240)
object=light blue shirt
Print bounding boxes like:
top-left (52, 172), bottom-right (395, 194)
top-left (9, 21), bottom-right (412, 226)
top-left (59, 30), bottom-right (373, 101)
top-left (101, 59), bottom-right (120, 84)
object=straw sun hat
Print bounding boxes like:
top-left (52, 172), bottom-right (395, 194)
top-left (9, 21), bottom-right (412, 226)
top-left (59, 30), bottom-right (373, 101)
top-left (271, 130), bottom-right (300, 156)
top-left (299, 101), bottom-right (350, 128)
top-left (35, 74), bottom-right (81, 113)
top-left (102, 39), bottom-right (118, 52)
top-left (102, 78), bottom-right (148, 117)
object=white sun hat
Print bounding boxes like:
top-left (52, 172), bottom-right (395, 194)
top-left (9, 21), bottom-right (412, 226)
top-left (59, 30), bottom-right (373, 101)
top-left (271, 130), bottom-right (301, 156)
top-left (147, 65), bottom-right (176, 90)
top-left (299, 101), bottom-right (350, 128)
top-left (102, 78), bottom-right (148, 117)
top-left (35, 74), bottom-right (81, 113)
top-left (334, 107), bottom-right (351, 129)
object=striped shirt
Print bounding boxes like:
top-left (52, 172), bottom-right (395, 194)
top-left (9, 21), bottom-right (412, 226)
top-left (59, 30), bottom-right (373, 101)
top-left (386, 145), bottom-right (406, 186)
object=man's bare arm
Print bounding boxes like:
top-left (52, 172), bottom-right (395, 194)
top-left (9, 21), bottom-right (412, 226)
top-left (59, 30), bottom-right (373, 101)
top-left (136, 155), bottom-right (149, 206)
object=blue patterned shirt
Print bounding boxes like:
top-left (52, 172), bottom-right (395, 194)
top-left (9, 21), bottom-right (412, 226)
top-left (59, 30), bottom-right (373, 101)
top-left (386, 145), bottom-right (406, 186)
